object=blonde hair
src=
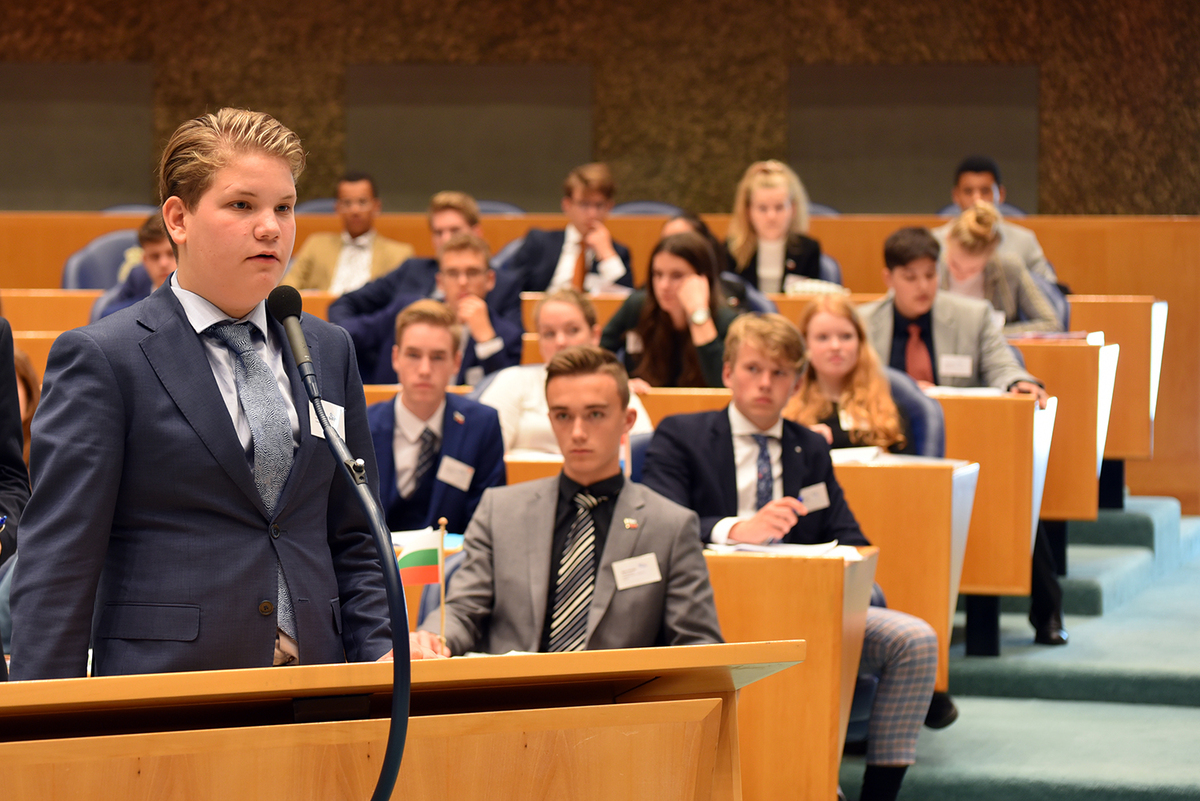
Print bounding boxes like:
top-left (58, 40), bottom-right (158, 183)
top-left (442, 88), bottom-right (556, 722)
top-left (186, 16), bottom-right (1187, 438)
top-left (782, 296), bottom-right (906, 450)
top-left (563, 163), bottom-right (615, 200)
top-left (428, 191), bottom-right (480, 228)
top-left (440, 231), bottom-right (492, 263)
top-left (534, 287), bottom-right (597, 329)
top-left (394, 299), bottom-right (463, 353)
top-left (158, 108), bottom-right (305, 211)
top-left (723, 313), bottom-right (805, 373)
top-left (946, 201), bottom-right (1002, 256)
top-left (727, 160), bottom-right (810, 271)
top-left (545, 345), bottom-right (630, 409)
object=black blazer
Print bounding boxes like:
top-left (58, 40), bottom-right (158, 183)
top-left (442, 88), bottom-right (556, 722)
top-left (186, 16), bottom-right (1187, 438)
top-left (641, 408), bottom-right (868, 546)
top-left (0, 317), bottom-right (30, 570)
top-left (512, 229), bottom-right (634, 292)
top-left (726, 233), bottom-right (822, 291)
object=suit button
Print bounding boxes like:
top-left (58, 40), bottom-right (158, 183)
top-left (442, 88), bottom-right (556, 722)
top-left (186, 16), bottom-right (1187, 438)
top-left (271, 524), bottom-right (282, 539)
top-left (259, 601), bottom-right (275, 616)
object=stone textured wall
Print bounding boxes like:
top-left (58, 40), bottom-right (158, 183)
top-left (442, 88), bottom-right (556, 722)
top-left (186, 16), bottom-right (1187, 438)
top-left (3, 0), bottom-right (1196, 213)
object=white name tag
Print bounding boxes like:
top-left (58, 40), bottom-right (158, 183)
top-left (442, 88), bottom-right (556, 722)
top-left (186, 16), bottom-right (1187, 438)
top-left (938, 354), bottom-right (974, 379)
top-left (991, 309), bottom-right (1007, 331)
top-left (309, 400), bottom-right (346, 440)
top-left (612, 553), bottom-right (662, 591)
top-left (435, 455), bottom-right (475, 492)
top-left (837, 408), bottom-right (856, 432)
top-left (464, 366), bottom-right (484, 387)
top-left (799, 482), bottom-right (831, 512)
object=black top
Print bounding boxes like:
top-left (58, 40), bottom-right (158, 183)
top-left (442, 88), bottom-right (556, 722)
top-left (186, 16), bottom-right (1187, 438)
top-left (726, 233), bottom-right (822, 292)
top-left (888, 307), bottom-right (937, 384)
top-left (539, 471), bottom-right (625, 652)
top-left (817, 401), bottom-right (916, 455)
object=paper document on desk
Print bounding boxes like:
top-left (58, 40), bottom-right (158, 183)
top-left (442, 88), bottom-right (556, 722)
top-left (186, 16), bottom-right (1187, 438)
top-left (829, 446), bottom-right (882, 464)
top-left (716, 540), bottom-right (839, 556)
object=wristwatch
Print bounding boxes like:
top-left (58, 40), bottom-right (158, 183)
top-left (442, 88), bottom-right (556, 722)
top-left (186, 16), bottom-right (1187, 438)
top-left (690, 307), bottom-right (712, 326)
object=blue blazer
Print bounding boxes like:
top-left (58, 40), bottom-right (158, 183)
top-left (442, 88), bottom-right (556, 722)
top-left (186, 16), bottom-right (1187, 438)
top-left (366, 305), bottom-right (522, 386)
top-left (641, 408), bottom-right (868, 546)
top-left (511, 229), bottom-right (634, 293)
top-left (0, 317), bottom-right (30, 570)
top-left (9, 284), bottom-right (392, 679)
top-left (368, 393), bottom-right (506, 534)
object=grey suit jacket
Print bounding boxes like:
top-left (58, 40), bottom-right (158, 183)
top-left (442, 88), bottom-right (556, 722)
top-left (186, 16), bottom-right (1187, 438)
top-left (937, 251), bottom-right (1062, 334)
top-left (423, 478), bottom-right (723, 655)
top-left (859, 291), bottom-right (1036, 390)
top-left (933, 218), bottom-right (1056, 283)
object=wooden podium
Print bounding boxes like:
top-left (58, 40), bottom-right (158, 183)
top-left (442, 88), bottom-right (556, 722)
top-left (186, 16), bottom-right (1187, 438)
top-left (0, 642), bottom-right (802, 801)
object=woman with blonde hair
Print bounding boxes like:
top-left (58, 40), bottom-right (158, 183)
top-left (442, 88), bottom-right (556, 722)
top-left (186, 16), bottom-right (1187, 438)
top-left (477, 287), bottom-right (652, 453)
top-left (940, 201), bottom-right (1061, 333)
top-left (783, 295), bottom-right (915, 454)
top-left (726, 160), bottom-right (822, 292)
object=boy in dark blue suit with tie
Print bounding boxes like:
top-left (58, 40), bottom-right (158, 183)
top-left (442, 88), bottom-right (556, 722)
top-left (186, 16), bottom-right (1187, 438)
top-left (367, 300), bottom-right (506, 534)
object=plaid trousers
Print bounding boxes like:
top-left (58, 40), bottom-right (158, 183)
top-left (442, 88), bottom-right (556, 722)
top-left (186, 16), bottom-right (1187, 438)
top-left (859, 606), bottom-right (938, 765)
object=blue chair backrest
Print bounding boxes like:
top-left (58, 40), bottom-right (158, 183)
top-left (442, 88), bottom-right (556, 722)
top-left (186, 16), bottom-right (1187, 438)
top-left (807, 202), bottom-right (839, 218)
top-left (1024, 271), bottom-right (1070, 329)
top-left (61, 229), bottom-right (140, 290)
top-left (491, 236), bottom-right (526, 271)
top-left (818, 253), bottom-right (843, 285)
top-left (101, 204), bottom-right (159, 215)
top-left (611, 201), bottom-right (685, 216)
top-left (885, 367), bottom-right (945, 457)
top-left (628, 431), bottom-right (654, 483)
top-left (937, 201), bottom-right (1027, 218)
top-left (295, 197), bottom-right (337, 214)
top-left (720, 272), bottom-right (778, 314)
top-left (417, 549), bottom-right (467, 629)
top-left (477, 200), bottom-right (526, 215)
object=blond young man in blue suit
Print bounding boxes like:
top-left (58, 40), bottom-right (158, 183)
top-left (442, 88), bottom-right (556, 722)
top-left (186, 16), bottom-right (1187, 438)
top-left (415, 346), bottom-right (721, 656)
top-left (10, 109), bottom-right (435, 680)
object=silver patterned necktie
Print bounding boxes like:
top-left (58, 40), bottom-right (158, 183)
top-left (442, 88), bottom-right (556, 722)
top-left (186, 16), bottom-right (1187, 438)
top-left (547, 491), bottom-right (605, 652)
top-left (409, 427), bottom-right (438, 496)
top-left (206, 321), bottom-right (297, 639)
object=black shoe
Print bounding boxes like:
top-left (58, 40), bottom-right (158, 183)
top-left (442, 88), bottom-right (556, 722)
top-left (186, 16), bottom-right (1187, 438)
top-left (1034, 615), bottom-right (1069, 645)
top-left (924, 690), bottom-right (959, 729)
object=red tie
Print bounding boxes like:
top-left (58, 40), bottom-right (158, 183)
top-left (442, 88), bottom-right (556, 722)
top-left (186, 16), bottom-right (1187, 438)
top-left (905, 323), bottom-right (934, 384)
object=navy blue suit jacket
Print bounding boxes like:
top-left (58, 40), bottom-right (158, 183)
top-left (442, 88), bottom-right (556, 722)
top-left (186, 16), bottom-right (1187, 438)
top-left (98, 265), bottom-right (154, 319)
top-left (641, 408), bottom-right (868, 546)
top-left (512, 229), bottom-right (634, 292)
top-left (368, 393), bottom-right (506, 535)
top-left (363, 305), bottom-right (522, 385)
top-left (9, 285), bottom-right (392, 679)
top-left (0, 317), bottom-right (30, 570)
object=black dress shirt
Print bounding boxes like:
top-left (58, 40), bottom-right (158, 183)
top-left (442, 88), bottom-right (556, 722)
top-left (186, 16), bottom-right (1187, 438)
top-left (888, 307), bottom-right (938, 385)
top-left (539, 472), bottom-right (625, 652)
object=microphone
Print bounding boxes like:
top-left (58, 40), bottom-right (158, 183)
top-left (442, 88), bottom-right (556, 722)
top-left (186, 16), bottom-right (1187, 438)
top-left (267, 285), bottom-right (319, 400)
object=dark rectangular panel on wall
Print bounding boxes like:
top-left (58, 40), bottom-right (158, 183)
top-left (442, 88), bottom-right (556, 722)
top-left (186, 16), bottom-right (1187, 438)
top-left (346, 65), bottom-right (592, 214)
top-left (0, 64), bottom-right (154, 211)
top-left (788, 65), bottom-right (1039, 215)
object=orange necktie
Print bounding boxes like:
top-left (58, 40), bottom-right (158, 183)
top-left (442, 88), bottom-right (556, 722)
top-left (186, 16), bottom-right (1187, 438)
top-left (571, 248), bottom-right (588, 291)
top-left (905, 323), bottom-right (934, 384)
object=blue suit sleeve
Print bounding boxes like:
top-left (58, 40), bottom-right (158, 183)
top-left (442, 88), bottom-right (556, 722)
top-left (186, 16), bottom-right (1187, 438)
top-left (642, 420), bottom-right (723, 543)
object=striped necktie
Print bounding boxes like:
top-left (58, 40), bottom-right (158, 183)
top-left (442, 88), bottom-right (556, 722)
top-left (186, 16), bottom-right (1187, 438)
top-left (547, 491), bottom-right (605, 652)
top-left (408, 427), bottom-right (438, 497)
top-left (206, 321), bottom-right (297, 640)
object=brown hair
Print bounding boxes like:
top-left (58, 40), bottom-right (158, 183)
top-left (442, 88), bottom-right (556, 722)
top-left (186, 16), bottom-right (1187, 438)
top-left (884, 227), bottom-right (941, 270)
top-left (781, 295), bottom-right (906, 449)
top-left (534, 287), bottom-right (598, 329)
top-left (158, 108), bottom-right (305, 211)
top-left (563, 163), bottom-right (616, 201)
top-left (440, 231), bottom-right (491, 264)
top-left (722, 313), bottom-right (805, 372)
top-left (727, 160), bottom-right (810, 271)
top-left (429, 191), bottom-right (480, 228)
top-left (393, 299), bottom-right (463, 353)
top-left (12, 347), bottom-right (40, 466)
top-left (634, 231), bottom-right (723, 388)
top-left (946, 201), bottom-right (1002, 256)
top-left (137, 214), bottom-right (169, 248)
top-left (545, 345), bottom-right (630, 409)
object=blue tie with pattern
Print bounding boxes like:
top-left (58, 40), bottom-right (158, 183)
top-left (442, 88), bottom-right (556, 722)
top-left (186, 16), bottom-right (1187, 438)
top-left (206, 321), bottom-right (297, 639)
top-left (752, 433), bottom-right (773, 510)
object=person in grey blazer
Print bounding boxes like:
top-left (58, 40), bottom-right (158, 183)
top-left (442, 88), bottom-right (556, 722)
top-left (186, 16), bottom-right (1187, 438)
top-left (416, 345), bottom-right (722, 656)
top-left (858, 227), bottom-right (1047, 403)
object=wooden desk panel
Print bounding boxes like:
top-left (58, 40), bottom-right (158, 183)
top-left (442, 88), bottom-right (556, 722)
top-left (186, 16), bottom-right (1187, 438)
top-left (766, 293), bottom-right (884, 327)
top-left (363, 384), bottom-right (470, 406)
top-left (0, 289), bottom-right (101, 331)
top-left (521, 292), bottom-right (627, 332)
top-left (505, 455), bottom-right (563, 484)
top-left (706, 550), bottom-right (876, 801)
top-left (834, 459), bottom-right (977, 690)
top-left (639, 388), bottom-right (731, 427)
top-left (521, 332), bottom-right (540, 364)
top-left (298, 290), bottom-right (336, 322)
top-left (11, 331), bottom-right (58, 383)
top-left (1069, 295), bottom-right (1165, 460)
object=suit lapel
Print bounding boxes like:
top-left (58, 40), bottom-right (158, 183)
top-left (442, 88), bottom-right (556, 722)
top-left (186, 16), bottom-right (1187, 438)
top-left (932, 298), bottom-right (961, 370)
top-left (524, 478), bottom-right (557, 645)
top-left (781, 423), bottom-right (806, 498)
top-left (587, 483), bottom-right (647, 643)
top-left (371, 399), bottom-right (400, 514)
top-left (429, 396), bottom-right (469, 522)
top-left (138, 290), bottom-right (265, 514)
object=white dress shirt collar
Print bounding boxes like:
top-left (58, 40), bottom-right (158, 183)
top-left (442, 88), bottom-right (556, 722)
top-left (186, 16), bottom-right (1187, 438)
top-left (394, 394), bottom-right (446, 443)
top-left (727, 401), bottom-right (784, 440)
top-left (171, 273), bottom-right (270, 333)
top-left (341, 229), bottom-right (375, 249)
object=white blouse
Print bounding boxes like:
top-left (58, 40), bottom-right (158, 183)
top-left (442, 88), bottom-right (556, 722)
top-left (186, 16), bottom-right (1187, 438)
top-left (477, 363), bottom-right (655, 454)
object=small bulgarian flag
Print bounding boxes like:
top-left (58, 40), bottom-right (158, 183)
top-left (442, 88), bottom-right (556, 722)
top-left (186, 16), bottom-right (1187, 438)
top-left (394, 527), bottom-right (443, 586)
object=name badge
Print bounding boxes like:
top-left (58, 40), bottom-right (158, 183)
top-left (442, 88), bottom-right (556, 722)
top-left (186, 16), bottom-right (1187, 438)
top-left (837, 408), bottom-right (856, 432)
top-left (799, 482), bottom-right (831, 512)
top-left (309, 400), bottom-right (346, 440)
top-left (612, 553), bottom-right (662, 591)
top-left (938, 354), bottom-right (974, 379)
top-left (991, 309), bottom-right (1007, 331)
top-left (464, 366), bottom-right (485, 387)
top-left (436, 455), bottom-right (475, 492)
top-left (625, 331), bottom-right (644, 355)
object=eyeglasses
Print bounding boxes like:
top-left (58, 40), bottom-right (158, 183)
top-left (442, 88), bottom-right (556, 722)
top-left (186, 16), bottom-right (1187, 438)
top-left (441, 268), bottom-right (489, 282)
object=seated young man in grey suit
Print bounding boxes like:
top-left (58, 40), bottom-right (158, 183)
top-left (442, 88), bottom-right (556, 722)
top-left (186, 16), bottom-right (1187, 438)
top-left (416, 345), bottom-right (722, 656)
